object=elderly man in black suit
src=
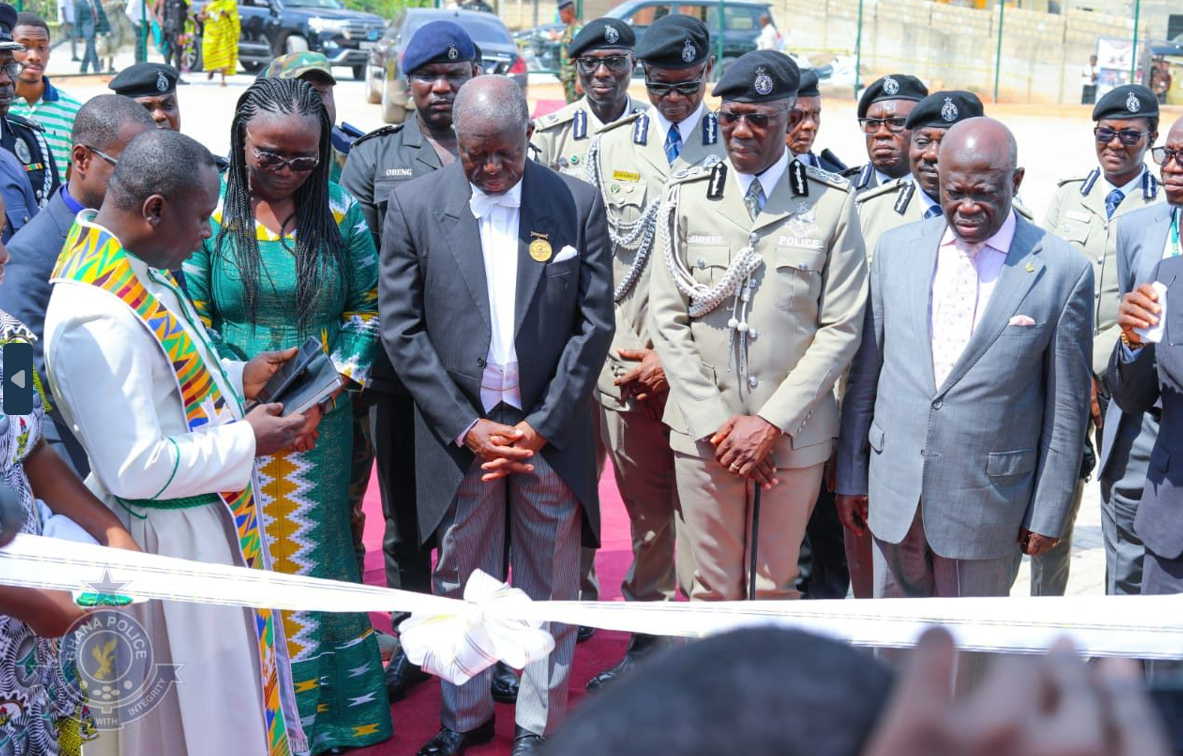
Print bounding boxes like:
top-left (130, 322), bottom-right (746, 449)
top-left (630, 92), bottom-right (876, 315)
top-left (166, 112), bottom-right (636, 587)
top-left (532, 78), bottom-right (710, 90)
top-left (0, 93), bottom-right (155, 475)
top-left (380, 74), bottom-right (614, 756)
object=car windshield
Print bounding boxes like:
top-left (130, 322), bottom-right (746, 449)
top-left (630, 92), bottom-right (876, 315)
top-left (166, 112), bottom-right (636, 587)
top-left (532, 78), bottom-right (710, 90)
top-left (285, 0), bottom-right (344, 8)
top-left (403, 13), bottom-right (512, 45)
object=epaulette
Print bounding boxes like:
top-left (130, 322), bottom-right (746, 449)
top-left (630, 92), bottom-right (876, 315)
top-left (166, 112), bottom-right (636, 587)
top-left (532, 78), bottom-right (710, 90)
top-left (667, 154), bottom-right (724, 185)
top-left (854, 177), bottom-right (907, 204)
top-left (803, 163), bottom-right (851, 191)
top-left (535, 103), bottom-right (580, 130)
top-left (841, 164), bottom-right (863, 179)
top-left (1054, 173), bottom-right (1090, 188)
top-left (5, 113), bottom-right (44, 132)
top-left (352, 123), bottom-right (403, 148)
top-left (596, 110), bottom-right (645, 136)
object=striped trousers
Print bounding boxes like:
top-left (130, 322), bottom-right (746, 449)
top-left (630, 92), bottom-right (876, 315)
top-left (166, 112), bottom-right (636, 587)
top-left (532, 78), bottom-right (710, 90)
top-left (433, 404), bottom-right (582, 736)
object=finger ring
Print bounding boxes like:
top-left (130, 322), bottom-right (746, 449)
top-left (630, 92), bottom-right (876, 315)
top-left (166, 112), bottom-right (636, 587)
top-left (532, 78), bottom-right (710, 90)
top-left (730, 464), bottom-right (741, 473)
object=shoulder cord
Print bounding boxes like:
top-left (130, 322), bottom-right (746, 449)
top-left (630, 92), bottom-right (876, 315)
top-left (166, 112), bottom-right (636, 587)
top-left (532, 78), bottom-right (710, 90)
top-left (661, 183), bottom-right (763, 384)
top-left (585, 134), bottom-right (662, 302)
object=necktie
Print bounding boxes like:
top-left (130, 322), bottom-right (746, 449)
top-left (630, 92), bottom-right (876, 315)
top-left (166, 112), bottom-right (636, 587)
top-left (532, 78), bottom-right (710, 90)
top-left (744, 179), bottom-right (765, 221)
top-left (932, 240), bottom-right (981, 386)
top-left (470, 188), bottom-right (521, 219)
top-left (924, 205), bottom-right (942, 220)
top-left (1105, 188), bottom-right (1124, 219)
top-left (664, 124), bottom-right (682, 164)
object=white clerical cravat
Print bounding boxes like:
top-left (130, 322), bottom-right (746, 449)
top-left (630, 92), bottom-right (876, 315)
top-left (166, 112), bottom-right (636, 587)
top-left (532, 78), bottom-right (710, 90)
top-left (469, 181), bottom-right (523, 413)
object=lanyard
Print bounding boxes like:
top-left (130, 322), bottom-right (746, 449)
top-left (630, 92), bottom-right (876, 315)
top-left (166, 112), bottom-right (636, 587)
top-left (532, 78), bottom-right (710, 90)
top-left (1172, 208), bottom-right (1181, 257)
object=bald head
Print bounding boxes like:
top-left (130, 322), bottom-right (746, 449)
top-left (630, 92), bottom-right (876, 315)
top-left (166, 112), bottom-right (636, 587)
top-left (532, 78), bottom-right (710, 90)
top-left (454, 76), bottom-right (533, 195)
top-left (453, 75), bottom-right (529, 139)
top-left (937, 117), bottom-right (1024, 245)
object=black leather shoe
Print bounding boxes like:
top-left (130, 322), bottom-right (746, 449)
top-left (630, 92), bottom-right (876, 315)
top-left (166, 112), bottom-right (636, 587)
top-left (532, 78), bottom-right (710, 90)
top-left (415, 719), bottom-right (495, 756)
top-left (511, 726), bottom-right (545, 756)
top-left (491, 661), bottom-right (520, 703)
top-left (385, 648), bottom-right (430, 702)
top-left (586, 633), bottom-right (661, 692)
top-left (576, 625), bottom-right (596, 643)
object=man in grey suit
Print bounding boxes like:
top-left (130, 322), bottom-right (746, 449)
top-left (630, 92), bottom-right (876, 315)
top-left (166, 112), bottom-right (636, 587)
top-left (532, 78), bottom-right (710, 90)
top-left (1099, 114), bottom-right (1183, 595)
top-left (0, 93), bottom-right (154, 475)
top-left (379, 75), bottom-right (614, 756)
top-left (836, 118), bottom-right (1093, 600)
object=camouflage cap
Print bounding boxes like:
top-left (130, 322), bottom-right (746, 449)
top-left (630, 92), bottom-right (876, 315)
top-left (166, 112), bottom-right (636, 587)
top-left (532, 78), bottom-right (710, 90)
top-left (260, 52), bottom-right (337, 85)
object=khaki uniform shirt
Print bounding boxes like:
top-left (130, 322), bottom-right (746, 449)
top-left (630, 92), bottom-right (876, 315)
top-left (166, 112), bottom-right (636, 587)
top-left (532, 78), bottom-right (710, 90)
top-left (1042, 167), bottom-right (1162, 376)
top-left (530, 96), bottom-right (648, 180)
top-left (650, 158), bottom-right (868, 469)
top-left (586, 108), bottom-right (726, 410)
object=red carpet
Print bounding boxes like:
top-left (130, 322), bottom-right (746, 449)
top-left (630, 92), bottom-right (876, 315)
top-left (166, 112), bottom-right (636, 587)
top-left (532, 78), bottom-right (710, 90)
top-left (352, 464), bottom-right (633, 756)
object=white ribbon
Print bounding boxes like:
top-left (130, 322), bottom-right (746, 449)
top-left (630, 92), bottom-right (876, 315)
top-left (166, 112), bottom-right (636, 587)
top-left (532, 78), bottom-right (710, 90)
top-left (4, 533), bottom-right (1183, 687)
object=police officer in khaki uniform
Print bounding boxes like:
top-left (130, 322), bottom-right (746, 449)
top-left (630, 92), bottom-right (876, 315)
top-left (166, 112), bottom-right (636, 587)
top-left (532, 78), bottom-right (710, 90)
top-left (340, 20), bottom-right (519, 707)
top-left (531, 18), bottom-right (645, 180)
top-left (1042, 84), bottom-right (1162, 598)
top-left (844, 74), bottom-right (928, 194)
top-left (855, 91), bottom-right (985, 260)
top-left (651, 50), bottom-right (867, 603)
top-left (581, 12), bottom-right (724, 690)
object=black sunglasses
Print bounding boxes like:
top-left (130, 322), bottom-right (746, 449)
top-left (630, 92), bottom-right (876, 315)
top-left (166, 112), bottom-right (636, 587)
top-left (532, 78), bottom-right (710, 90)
top-left (1094, 126), bottom-right (1149, 147)
top-left (645, 77), bottom-right (704, 98)
top-left (1152, 146), bottom-right (1183, 167)
top-left (718, 108), bottom-right (789, 129)
top-left (576, 55), bottom-right (632, 74)
top-left (858, 117), bottom-right (908, 134)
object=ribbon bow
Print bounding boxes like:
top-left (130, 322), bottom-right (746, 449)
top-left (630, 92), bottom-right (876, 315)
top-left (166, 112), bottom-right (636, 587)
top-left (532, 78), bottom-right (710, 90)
top-left (469, 189), bottom-right (522, 219)
top-left (399, 570), bottom-right (555, 685)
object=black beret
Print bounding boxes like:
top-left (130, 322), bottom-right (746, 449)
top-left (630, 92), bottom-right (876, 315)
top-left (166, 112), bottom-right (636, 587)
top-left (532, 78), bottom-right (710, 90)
top-left (635, 14), bottom-right (710, 69)
top-left (904, 90), bottom-right (984, 130)
top-left (857, 74), bottom-right (928, 118)
top-left (1092, 84), bottom-right (1159, 121)
top-left (797, 68), bottom-right (820, 98)
top-left (108, 63), bottom-right (180, 97)
top-left (569, 18), bottom-right (635, 57)
top-left (712, 50), bottom-right (799, 103)
top-left (401, 20), bottom-right (475, 75)
top-left (0, 3), bottom-right (20, 49)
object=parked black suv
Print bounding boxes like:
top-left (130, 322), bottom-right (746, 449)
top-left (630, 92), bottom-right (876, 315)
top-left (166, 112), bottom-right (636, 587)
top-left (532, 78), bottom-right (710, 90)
top-left (189, 0), bottom-right (384, 79)
top-left (605, 0), bottom-right (774, 73)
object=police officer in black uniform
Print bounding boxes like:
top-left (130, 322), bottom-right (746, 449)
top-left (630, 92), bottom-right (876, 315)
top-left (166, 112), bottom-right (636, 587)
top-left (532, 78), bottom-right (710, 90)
top-left (0, 3), bottom-right (57, 211)
top-left (340, 19), bottom-right (525, 707)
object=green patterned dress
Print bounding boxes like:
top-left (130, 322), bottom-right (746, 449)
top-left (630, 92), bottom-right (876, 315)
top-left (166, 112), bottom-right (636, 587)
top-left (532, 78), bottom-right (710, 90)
top-left (183, 182), bottom-right (391, 755)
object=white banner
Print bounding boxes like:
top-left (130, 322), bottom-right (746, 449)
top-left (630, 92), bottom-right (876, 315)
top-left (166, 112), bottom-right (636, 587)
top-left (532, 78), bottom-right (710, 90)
top-left (4, 533), bottom-right (1183, 684)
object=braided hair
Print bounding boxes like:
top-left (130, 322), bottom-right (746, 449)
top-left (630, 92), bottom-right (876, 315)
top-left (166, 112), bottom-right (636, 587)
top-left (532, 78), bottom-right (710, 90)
top-left (215, 77), bottom-right (347, 330)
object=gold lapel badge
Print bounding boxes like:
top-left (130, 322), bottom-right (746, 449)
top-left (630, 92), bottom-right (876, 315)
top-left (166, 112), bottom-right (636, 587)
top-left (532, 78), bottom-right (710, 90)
top-left (529, 231), bottom-right (552, 262)
top-left (1025, 263), bottom-right (1035, 273)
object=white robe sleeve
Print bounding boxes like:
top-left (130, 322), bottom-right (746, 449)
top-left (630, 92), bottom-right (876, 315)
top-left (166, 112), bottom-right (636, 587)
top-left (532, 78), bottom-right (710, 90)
top-left (48, 304), bottom-right (257, 500)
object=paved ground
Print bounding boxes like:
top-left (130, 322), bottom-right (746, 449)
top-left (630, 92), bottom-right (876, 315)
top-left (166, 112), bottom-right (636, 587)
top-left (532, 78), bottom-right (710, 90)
top-left (43, 46), bottom-right (1168, 599)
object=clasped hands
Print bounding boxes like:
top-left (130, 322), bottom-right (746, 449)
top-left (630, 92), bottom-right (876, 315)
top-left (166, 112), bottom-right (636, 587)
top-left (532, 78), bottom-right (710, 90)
top-left (465, 419), bottom-right (547, 481)
top-left (711, 414), bottom-right (781, 490)
top-left (614, 347), bottom-right (669, 421)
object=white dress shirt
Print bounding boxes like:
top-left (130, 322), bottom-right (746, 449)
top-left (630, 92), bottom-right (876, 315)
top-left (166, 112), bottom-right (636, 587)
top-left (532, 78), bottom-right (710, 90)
top-left (456, 180), bottom-right (524, 446)
top-left (929, 210), bottom-right (1016, 364)
top-left (651, 102), bottom-right (706, 151)
top-left (734, 149), bottom-right (790, 203)
top-left (1103, 170), bottom-right (1145, 207)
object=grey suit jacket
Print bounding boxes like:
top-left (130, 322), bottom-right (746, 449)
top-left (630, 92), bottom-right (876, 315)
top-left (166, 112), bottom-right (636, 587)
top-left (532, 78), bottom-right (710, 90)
top-left (1109, 255), bottom-right (1183, 560)
top-left (836, 214), bottom-right (1094, 559)
top-left (0, 190), bottom-right (89, 472)
top-left (1099, 202), bottom-right (1175, 477)
top-left (379, 160), bottom-right (615, 546)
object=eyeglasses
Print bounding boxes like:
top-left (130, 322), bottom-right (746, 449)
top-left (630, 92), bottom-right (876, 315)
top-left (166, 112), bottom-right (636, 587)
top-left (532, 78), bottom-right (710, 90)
top-left (1094, 126), bottom-right (1148, 146)
top-left (0, 60), bottom-right (23, 80)
top-left (718, 108), bottom-right (789, 129)
top-left (83, 145), bottom-right (118, 166)
top-left (1152, 146), bottom-right (1183, 167)
top-left (245, 131), bottom-right (319, 173)
top-left (645, 77), bottom-right (704, 98)
top-left (576, 55), bottom-right (632, 74)
top-left (858, 117), bottom-right (908, 134)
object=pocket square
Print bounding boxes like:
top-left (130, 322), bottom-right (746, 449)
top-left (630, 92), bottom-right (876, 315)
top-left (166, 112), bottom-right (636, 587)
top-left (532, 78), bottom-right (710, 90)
top-left (1008, 315), bottom-right (1036, 327)
top-left (553, 245), bottom-right (578, 263)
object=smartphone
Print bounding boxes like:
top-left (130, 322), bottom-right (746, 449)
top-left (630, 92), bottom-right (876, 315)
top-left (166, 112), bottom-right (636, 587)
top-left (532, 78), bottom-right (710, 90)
top-left (256, 337), bottom-right (323, 405)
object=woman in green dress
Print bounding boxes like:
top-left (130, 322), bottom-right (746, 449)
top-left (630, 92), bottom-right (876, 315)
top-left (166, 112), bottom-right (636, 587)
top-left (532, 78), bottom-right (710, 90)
top-left (183, 78), bottom-right (391, 755)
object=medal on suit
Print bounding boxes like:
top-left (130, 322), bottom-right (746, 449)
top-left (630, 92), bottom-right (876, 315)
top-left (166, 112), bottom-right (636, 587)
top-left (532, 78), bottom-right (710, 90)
top-left (530, 238), bottom-right (552, 262)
